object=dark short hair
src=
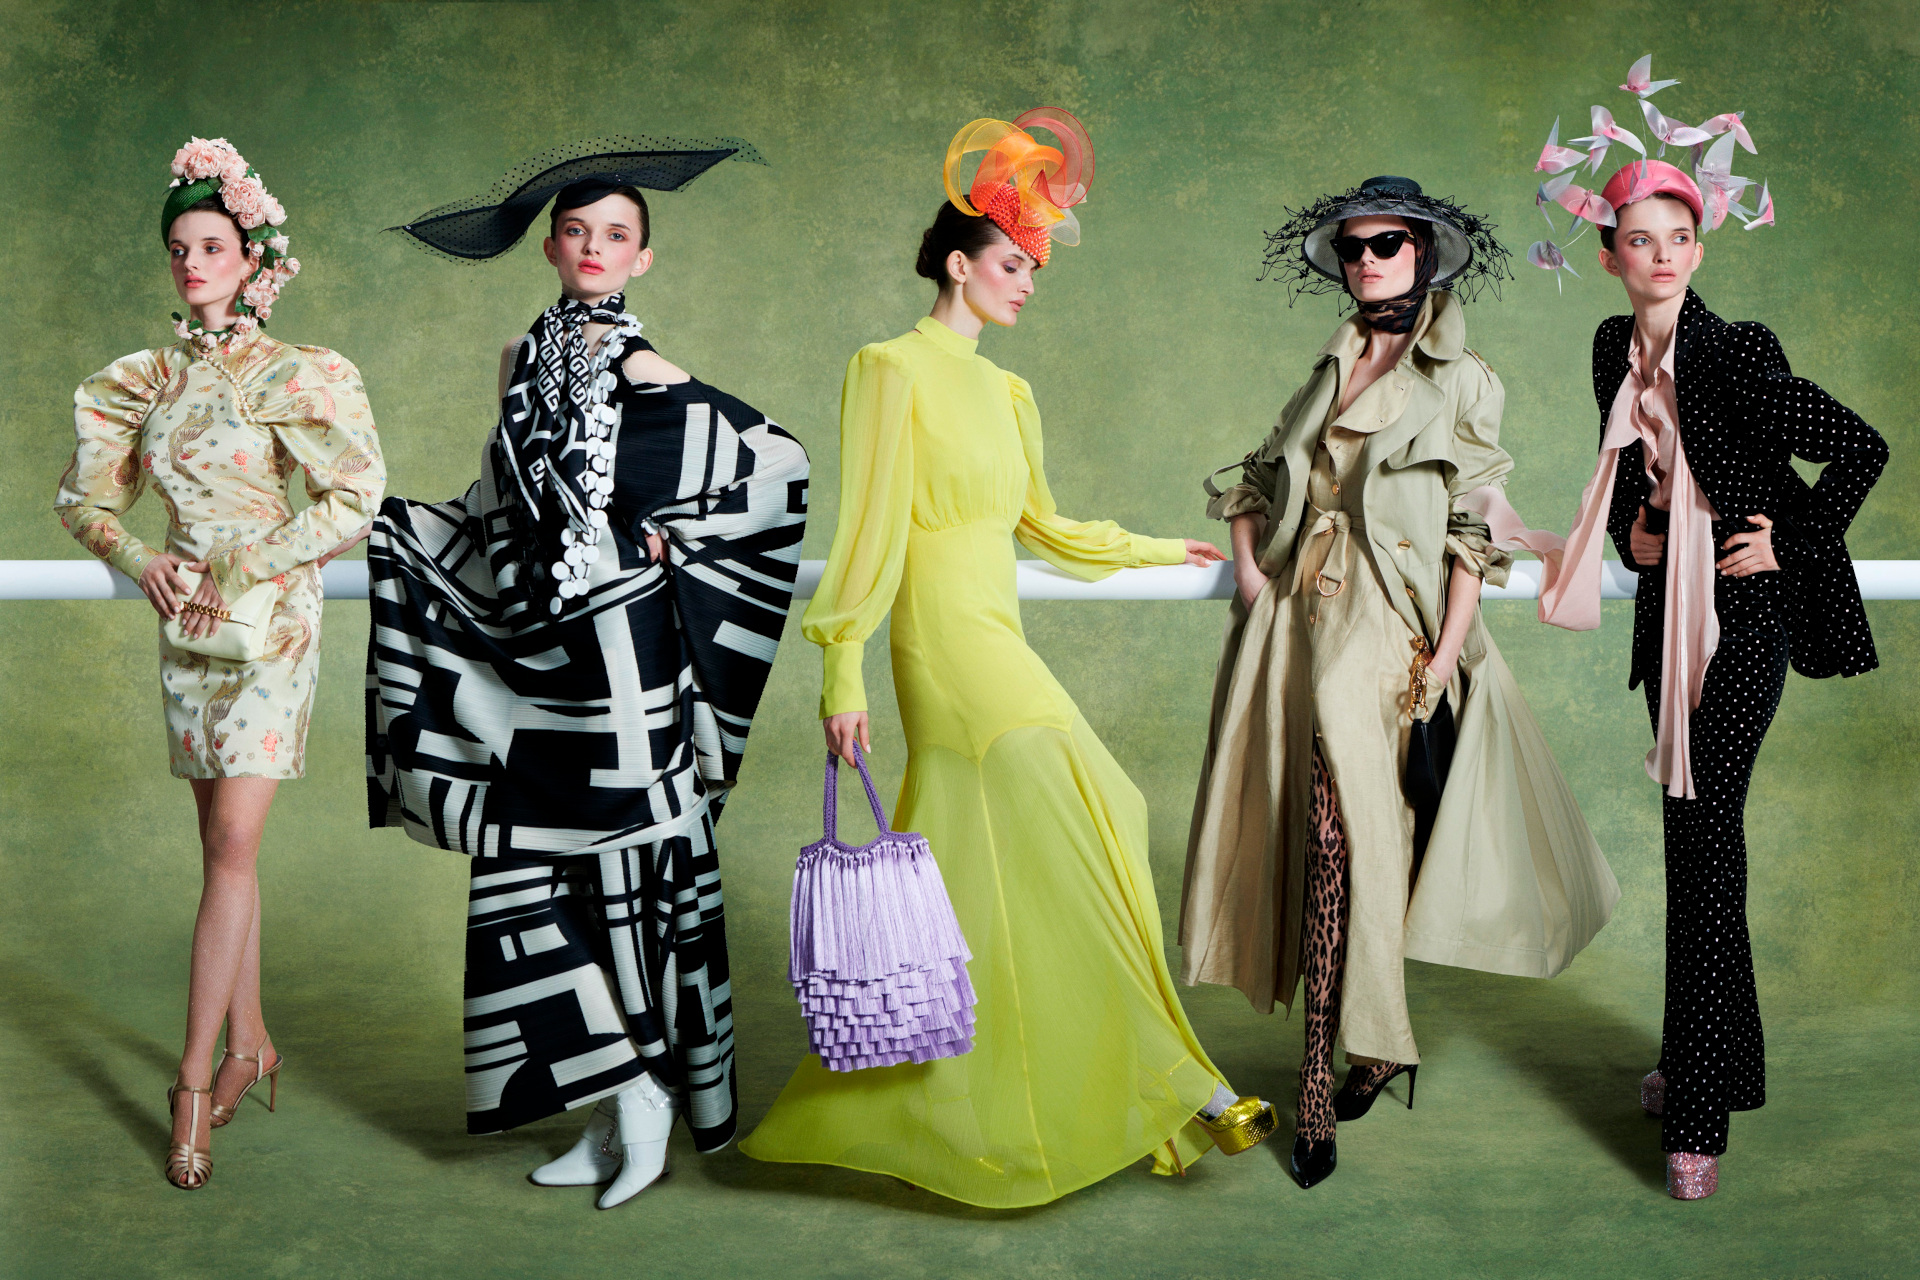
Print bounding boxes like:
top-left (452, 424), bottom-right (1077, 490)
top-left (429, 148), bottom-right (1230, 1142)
top-left (168, 195), bottom-right (249, 248)
top-left (549, 184), bottom-right (650, 248)
top-left (915, 201), bottom-right (1011, 286)
top-left (1600, 192), bottom-right (1697, 251)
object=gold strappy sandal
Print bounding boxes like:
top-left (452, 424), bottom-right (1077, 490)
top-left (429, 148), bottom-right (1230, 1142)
top-left (210, 1043), bottom-right (283, 1128)
top-left (165, 1082), bottom-right (213, 1190)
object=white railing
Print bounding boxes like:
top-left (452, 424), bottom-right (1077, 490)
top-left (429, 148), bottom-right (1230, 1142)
top-left (5, 558), bottom-right (1920, 601)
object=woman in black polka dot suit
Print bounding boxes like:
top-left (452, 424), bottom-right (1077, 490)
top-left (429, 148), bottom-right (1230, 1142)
top-left (1586, 175), bottom-right (1887, 1198)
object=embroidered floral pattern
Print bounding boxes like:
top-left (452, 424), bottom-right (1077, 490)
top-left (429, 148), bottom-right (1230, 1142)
top-left (55, 337), bottom-right (386, 779)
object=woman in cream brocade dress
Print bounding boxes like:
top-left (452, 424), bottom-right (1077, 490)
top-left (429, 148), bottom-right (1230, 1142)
top-left (58, 332), bottom-right (382, 777)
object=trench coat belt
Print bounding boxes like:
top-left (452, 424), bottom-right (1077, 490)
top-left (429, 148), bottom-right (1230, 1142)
top-left (1291, 504), bottom-right (1362, 600)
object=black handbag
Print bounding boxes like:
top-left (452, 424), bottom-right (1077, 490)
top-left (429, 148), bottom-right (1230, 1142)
top-left (1404, 642), bottom-right (1456, 875)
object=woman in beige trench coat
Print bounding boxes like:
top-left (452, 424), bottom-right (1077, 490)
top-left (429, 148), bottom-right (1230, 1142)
top-left (1178, 177), bottom-right (1618, 1189)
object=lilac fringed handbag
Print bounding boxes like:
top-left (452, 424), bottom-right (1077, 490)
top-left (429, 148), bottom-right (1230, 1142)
top-left (789, 745), bottom-right (976, 1071)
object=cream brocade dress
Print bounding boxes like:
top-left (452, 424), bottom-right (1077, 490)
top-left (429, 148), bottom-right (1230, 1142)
top-left (55, 329), bottom-right (384, 779)
top-left (740, 317), bottom-right (1230, 1207)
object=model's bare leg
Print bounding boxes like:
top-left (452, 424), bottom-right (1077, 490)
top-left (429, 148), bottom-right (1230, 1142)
top-left (211, 878), bottom-right (278, 1120)
top-left (171, 777), bottom-right (277, 1155)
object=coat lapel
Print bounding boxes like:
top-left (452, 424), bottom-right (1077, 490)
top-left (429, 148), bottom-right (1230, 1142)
top-left (1359, 374), bottom-right (1446, 476)
top-left (1357, 293), bottom-right (1464, 476)
top-left (1271, 355), bottom-right (1339, 532)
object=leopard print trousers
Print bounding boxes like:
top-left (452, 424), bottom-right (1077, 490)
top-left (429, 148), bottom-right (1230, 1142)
top-left (1297, 744), bottom-right (1349, 1142)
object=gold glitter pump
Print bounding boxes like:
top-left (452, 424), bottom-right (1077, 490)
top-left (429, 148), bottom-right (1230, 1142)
top-left (1197, 1096), bottom-right (1279, 1155)
top-left (1666, 1152), bottom-right (1719, 1199)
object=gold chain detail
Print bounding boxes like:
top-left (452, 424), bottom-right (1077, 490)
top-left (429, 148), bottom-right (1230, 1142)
top-left (1408, 636), bottom-right (1431, 717)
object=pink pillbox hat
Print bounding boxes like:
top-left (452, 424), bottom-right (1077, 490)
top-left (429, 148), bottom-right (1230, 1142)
top-left (1599, 159), bottom-right (1705, 226)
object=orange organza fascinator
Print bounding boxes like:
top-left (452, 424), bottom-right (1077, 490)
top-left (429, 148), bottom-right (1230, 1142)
top-left (943, 108), bottom-right (1094, 267)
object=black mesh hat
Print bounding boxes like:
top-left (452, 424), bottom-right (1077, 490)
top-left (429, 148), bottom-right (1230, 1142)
top-left (1259, 175), bottom-right (1512, 302)
top-left (391, 134), bottom-right (766, 260)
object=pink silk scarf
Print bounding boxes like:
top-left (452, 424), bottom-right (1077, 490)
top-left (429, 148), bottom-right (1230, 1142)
top-left (1467, 326), bottom-right (1717, 799)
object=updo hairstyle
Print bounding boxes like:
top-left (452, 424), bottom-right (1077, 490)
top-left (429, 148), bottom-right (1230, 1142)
top-left (915, 201), bottom-right (1010, 287)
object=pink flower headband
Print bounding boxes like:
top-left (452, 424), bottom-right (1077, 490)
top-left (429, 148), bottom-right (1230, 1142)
top-left (1526, 55), bottom-right (1774, 290)
top-left (161, 137), bottom-right (299, 341)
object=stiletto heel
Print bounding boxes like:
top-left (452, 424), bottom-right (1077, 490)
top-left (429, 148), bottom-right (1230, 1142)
top-left (164, 1082), bottom-right (213, 1190)
top-left (210, 1042), bottom-right (284, 1128)
top-left (1333, 1061), bottom-right (1417, 1122)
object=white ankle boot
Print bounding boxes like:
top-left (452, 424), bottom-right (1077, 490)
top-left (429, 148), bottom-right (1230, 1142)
top-left (597, 1076), bottom-right (678, 1210)
top-left (528, 1096), bottom-right (621, 1186)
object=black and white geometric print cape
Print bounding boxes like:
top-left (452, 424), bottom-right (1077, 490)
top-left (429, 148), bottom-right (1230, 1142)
top-left (366, 318), bottom-right (809, 858)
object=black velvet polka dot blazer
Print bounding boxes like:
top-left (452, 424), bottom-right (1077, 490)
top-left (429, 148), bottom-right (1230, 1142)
top-left (1595, 288), bottom-right (1887, 685)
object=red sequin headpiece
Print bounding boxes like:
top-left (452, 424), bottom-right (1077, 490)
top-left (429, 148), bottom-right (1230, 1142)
top-left (943, 108), bottom-right (1094, 268)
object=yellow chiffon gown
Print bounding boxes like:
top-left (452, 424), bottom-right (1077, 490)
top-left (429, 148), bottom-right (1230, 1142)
top-left (739, 317), bottom-right (1230, 1207)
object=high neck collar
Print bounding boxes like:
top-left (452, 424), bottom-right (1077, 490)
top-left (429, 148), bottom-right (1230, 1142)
top-left (177, 320), bottom-right (267, 361)
top-left (915, 315), bottom-right (980, 359)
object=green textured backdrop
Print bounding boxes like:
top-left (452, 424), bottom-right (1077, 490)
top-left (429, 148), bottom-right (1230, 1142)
top-left (2, 3), bottom-right (1914, 1277)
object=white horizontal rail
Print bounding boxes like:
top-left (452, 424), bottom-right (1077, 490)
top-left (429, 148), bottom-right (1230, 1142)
top-left (6, 558), bottom-right (1920, 602)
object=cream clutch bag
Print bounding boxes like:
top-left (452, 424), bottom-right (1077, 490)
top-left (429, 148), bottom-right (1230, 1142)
top-left (163, 569), bottom-right (279, 662)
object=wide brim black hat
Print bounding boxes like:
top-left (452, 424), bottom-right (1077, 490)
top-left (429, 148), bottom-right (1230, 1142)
top-left (1261, 175), bottom-right (1511, 301)
top-left (391, 134), bottom-right (765, 260)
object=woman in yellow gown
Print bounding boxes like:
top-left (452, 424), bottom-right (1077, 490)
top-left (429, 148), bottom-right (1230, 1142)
top-left (741, 112), bottom-right (1275, 1207)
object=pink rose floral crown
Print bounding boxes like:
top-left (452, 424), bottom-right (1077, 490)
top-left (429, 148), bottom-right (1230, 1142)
top-left (1526, 54), bottom-right (1775, 292)
top-left (161, 136), bottom-right (298, 346)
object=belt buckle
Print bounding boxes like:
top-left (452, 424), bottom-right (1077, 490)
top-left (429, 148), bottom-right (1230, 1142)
top-left (1315, 571), bottom-right (1345, 598)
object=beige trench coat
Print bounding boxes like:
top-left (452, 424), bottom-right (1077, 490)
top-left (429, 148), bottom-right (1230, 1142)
top-left (1178, 295), bottom-right (1619, 1018)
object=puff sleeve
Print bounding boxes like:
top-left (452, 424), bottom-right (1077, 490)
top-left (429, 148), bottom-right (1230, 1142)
top-left (1009, 373), bottom-right (1186, 579)
top-left (800, 344), bottom-right (917, 720)
top-left (208, 347), bottom-right (385, 601)
top-left (54, 353), bottom-right (170, 581)
top-left (1443, 359), bottom-right (1517, 587)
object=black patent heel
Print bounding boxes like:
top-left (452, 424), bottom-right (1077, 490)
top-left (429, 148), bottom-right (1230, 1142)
top-left (1332, 1062), bottom-right (1417, 1122)
top-left (1289, 1134), bottom-right (1338, 1189)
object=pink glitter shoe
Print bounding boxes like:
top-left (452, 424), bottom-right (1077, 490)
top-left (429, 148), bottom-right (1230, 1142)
top-left (1641, 1070), bottom-right (1665, 1116)
top-left (1666, 1153), bottom-right (1719, 1200)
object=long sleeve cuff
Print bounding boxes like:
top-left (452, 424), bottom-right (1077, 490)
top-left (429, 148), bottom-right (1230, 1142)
top-left (1446, 511), bottom-right (1513, 588)
top-left (1445, 531), bottom-right (1514, 588)
top-left (1129, 533), bottom-right (1189, 567)
top-left (106, 534), bottom-right (159, 583)
top-left (819, 641), bottom-right (868, 719)
top-left (1206, 482), bottom-right (1271, 522)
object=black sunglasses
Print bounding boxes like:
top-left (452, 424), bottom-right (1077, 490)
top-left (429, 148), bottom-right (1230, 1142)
top-left (1331, 230), bottom-right (1412, 263)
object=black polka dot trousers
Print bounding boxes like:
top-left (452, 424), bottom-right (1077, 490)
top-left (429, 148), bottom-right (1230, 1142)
top-left (1640, 558), bottom-right (1788, 1156)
